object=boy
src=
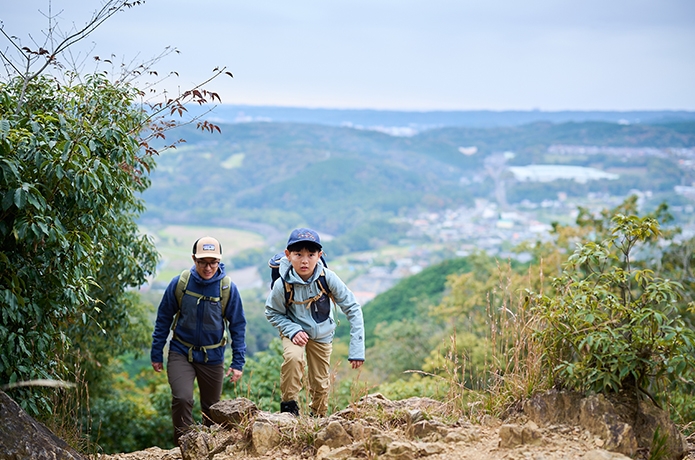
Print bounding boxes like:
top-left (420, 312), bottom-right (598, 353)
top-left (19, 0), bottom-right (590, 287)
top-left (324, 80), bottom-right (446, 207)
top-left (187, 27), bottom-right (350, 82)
top-left (265, 228), bottom-right (365, 417)
top-left (151, 236), bottom-right (247, 443)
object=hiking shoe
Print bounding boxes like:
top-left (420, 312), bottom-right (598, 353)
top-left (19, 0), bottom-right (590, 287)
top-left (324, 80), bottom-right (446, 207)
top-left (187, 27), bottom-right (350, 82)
top-left (280, 400), bottom-right (300, 416)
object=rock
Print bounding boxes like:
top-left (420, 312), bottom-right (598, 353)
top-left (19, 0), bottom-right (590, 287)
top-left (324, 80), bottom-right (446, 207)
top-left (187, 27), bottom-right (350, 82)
top-left (579, 394), bottom-right (637, 457)
top-left (315, 444), bottom-right (332, 459)
top-left (249, 411), bottom-right (297, 455)
top-left (318, 443), bottom-right (363, 460)
top-left (414, 440), bottom-right (446, 455)
top-left (0, 390), bottom-right (86, 460)
top-left (480, 414), bottom-right (501, 427)
top-left (498, 423), bottom-right (543, 448)
top-left (209, 397), bottom-right (258, 427)
top-left (254, 411), bottom-right (297, 426)
top-left (345, 420), bottom-right (366, 440)
top-left (89, 391), bottom-right (694, 460)
top-left (315, 420), bottom-right (352, 448)
top-left (584, 449), bottom-right (634, 460)
top-left (523, 390), bottom-right (687, 460)
top-left (634, 396), bottom-right (689, 460)
top-left (384, 440), bottom-right (418, 460)
top-left (369, 433), bottom-right (396, 455)
top-left (443, 428), bottom-right (480, 443)
top-left (250, 420), bottom-right (280, 455)
top-left (178, 430), bottom-right (214, 460)
top-left (409, 420), bottom-right (449, 440)
top-left (523, 390), bottom-right (584, 425)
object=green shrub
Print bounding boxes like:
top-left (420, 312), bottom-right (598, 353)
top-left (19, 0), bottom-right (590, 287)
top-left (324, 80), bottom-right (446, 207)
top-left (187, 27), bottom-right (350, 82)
top-left (529, 214), bottom-right (695, 402)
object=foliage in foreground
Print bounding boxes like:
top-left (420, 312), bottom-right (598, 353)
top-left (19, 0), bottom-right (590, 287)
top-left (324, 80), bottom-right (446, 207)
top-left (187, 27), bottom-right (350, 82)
top-left (0, 74), bottom-right (159, 415)
top-left (529, 213), bottom-right (695, 400)
top-left (0, 1), bottom-right (228, 450)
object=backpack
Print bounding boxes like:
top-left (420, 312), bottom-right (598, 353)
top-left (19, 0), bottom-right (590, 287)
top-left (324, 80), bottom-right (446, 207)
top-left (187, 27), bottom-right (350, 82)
top-left (268, 252), bottom-right (333, 308)
top-left (171, 269), bottom-right (232, 362)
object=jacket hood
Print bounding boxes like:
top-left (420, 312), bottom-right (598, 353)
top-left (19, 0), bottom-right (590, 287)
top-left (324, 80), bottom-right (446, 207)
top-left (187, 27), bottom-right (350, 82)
top-left (279, 256), bottom-right (324, 285)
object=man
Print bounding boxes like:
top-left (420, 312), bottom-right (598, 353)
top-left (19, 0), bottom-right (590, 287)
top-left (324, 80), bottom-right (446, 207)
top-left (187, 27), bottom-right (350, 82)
top-left (151, 236), bottom-right (246, 443)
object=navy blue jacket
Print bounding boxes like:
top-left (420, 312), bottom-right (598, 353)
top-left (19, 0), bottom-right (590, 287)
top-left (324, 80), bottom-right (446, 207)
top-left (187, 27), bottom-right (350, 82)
top-left (151, 263), bottom-right (246, 370)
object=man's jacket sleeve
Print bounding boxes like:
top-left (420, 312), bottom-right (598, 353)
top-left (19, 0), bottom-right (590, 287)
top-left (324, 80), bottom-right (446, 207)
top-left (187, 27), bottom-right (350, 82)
top-left (225, 284), bottom-right (247, 371)
top-left (150, 277), bottom-right (179, 363)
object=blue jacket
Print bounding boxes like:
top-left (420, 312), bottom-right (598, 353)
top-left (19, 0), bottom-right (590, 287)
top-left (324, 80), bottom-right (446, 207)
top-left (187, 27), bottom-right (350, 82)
top-left (151, 263), bottom-right (246, 370)
top-left (265, 257), bottom-right (365, 361)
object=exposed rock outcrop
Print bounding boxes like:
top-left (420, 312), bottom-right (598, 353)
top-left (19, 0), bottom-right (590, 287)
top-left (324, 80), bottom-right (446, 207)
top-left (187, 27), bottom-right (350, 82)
top-left (523, 390), bottom-right (688, 460)
top-left (0, 389), bottom-right (86, 460)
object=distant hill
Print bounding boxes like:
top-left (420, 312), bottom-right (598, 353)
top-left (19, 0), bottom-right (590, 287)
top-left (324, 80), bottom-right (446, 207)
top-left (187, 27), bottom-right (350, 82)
top-left (193, 105), bottom-right (695, 130)
top-left (141, 120), bottom-right (695, 252)
top-left (142, 122), bottom-right (470, 240)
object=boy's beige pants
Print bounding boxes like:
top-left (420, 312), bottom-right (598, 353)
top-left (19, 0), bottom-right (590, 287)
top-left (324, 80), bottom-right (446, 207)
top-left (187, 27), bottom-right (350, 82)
top-left (281, 336), bottom-right (332, 416)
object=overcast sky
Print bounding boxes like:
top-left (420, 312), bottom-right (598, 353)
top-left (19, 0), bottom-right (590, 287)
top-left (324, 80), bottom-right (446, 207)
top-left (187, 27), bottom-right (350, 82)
top-left (2, 0), bottom-right (694, 111)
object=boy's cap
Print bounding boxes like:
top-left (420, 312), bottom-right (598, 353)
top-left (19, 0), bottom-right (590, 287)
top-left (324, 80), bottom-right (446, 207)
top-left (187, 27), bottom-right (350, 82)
top-left (193, 236), bottom-right (222, 259)
top-left (287, 228), bottom-right (322, 249)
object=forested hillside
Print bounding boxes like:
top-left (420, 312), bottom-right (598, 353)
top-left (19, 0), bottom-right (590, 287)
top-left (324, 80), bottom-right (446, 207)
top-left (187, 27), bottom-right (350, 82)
top-left (142, 120), bottom-right (695, 256)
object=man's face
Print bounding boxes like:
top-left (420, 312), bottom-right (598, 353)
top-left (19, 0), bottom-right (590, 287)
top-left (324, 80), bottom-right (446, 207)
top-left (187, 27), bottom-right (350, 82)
top-left (192, 256), bottom-right (220, 280)
top-left (285, 247), bottom-right (322, 281)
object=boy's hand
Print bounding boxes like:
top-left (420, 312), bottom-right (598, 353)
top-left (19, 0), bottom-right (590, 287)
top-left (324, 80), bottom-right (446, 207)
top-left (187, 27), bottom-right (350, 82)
top-left (349, 360), bottom-right (364, 369)
top-left (292, 331), bottom-right (309, 346)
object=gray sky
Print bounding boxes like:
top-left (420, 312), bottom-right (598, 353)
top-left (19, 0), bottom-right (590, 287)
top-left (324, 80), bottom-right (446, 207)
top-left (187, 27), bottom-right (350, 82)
top-left (2, 0), bottom-right (694, 111)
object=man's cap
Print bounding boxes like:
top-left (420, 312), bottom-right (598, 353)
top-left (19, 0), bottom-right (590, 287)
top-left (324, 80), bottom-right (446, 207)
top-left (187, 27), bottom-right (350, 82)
top-left (287, 228), bottom-right (322, 249)
top-left (192, 236), bottom-right (222, 260)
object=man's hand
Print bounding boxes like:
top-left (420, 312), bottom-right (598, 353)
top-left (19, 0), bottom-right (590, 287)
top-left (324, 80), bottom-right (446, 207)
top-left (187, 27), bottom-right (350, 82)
top-left (152, 362), bottom-right (163, 372)
top-left (349, 360), bottom-right (364, 369)
top-left (292, 331), bottom-right (309, 346)
top-left (226, 367), bottom-right (243, 383)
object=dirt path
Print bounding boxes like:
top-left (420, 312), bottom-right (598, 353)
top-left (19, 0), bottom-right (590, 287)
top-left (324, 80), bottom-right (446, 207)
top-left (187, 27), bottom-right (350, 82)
top-left (101, 419), bottom-right (695, 460)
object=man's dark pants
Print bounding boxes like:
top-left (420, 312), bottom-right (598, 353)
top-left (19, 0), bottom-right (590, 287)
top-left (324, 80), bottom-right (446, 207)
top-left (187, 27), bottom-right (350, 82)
top-left (167, 351), bottom-right (224, 443)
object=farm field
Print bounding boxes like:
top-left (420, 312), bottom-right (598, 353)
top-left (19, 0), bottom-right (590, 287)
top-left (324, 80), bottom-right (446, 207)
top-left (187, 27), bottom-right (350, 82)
top-left (141, 225), bottom-right (267, 288)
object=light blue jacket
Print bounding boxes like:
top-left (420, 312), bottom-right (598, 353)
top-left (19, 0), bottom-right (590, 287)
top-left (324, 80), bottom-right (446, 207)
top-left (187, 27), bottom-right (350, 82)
top-left (265, 257), bottom-right (365, 361)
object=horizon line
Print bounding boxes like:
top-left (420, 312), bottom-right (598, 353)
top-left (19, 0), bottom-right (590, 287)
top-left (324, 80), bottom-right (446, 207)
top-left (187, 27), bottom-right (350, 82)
top-left (206, 104), bottom-right (695, 114)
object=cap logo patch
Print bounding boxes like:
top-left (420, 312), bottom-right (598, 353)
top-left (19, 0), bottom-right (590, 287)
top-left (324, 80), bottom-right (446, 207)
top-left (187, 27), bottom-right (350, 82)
top-left (202, 244), bottom-right (216, 251)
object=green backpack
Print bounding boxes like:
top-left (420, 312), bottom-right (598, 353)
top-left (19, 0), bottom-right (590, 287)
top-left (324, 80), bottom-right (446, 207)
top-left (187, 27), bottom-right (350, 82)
top-left (171, 269), bottom-right (232, 362)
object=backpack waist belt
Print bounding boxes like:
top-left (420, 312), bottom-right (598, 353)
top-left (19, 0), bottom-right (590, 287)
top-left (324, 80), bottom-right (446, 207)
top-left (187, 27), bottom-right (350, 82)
top-left (173, 334), bottom-right (227, 363)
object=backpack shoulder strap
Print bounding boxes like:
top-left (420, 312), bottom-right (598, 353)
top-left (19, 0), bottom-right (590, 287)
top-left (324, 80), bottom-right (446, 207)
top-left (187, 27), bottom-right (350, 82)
top-left (283, 279), bottom-right (294, 307)
top-left (172, 270), bottom-right (231, 323)
top-left (175, 269), bottom-right (190, 308)
top-left (171, 269), bottom-right (190, 331)
top-left (220, 275), bottom-right (232, 317)
top-left (318, 270), bottom-right (339, 325)
top-left (316, 270), bottom-right (331, 297)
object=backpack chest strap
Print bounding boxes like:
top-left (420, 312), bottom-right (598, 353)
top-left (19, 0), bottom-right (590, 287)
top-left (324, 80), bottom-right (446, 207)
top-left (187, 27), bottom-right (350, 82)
top-left (284, 271), bottom-right (333, 309)
top-left (183, 289), bottom-right (222, 305)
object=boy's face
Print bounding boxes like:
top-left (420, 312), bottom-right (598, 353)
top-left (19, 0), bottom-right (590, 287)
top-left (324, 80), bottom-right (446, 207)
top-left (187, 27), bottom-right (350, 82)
top-left (285, 247), bottom-right (323, 281)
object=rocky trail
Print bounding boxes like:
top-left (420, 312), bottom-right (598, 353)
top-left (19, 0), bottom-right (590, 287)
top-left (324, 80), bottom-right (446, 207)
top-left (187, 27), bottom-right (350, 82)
top-left (98, 393), bottom-right (695, 460)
